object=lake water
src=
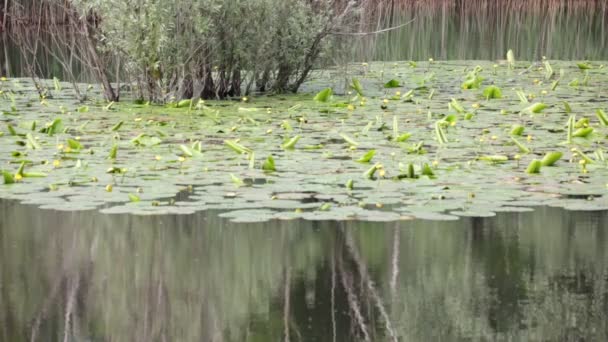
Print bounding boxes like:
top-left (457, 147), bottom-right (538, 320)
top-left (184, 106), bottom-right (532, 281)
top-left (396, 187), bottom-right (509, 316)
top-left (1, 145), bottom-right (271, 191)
top-left (1, 199), bottom-right (607, 341)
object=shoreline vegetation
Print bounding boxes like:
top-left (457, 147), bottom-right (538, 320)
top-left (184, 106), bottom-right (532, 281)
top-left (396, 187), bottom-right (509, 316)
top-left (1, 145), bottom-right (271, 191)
top-left (1, 0), bottom-right (607, 102)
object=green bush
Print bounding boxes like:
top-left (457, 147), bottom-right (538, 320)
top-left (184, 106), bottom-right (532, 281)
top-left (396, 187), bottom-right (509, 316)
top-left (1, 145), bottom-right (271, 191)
top-left (71, 0), bottom-right (356, 101)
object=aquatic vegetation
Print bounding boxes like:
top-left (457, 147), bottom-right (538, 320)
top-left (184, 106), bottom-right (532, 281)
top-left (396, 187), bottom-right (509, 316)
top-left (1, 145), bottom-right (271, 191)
top-left (1, 60), bottom-right (607, 222)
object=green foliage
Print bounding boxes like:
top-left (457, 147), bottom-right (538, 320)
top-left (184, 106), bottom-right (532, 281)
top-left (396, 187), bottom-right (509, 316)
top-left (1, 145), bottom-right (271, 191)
top-left (483, 85), bottom-right (502, 99)
top-left (72, 0), bottom-right (348, 100)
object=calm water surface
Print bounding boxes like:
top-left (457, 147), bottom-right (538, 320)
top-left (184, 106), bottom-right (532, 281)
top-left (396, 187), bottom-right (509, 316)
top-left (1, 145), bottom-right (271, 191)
top-left (1, 200), bottom-right (607, 341)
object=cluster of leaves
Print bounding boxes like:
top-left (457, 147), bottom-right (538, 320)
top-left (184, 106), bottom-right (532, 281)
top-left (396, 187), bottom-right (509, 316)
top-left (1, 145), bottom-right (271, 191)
top-left (70, 0), bottom-right (353, 101)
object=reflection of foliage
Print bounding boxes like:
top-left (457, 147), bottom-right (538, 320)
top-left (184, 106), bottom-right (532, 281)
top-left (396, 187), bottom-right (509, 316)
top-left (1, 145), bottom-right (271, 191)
top-left (0, 204), bottom-right (328, 341)
top-left (1, 203), bottom-right (608, 341)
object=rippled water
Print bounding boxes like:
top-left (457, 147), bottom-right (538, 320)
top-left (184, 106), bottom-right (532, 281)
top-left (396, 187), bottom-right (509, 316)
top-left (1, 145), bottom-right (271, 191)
top-left (1, 199), bottom-right (607, 341)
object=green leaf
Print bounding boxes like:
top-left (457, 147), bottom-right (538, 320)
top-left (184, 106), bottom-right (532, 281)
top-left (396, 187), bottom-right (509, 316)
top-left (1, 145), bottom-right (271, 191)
top-left (350, 78), bottom-right (363, 96)
top-left (540, 152), bottom-right (563, 166)
top-left (510, 136), bottom-right (530, 153)
top-left (339, 133), bottom-right (359, 147)
top-left (224, 140), bottom-right (252, 154)
top-left (282, 135), bottom-right (301, 150)
top-left (77, 106), bottom-right (89, 113)
top-left (111, 121), bottom-right (124, 131)
top-left (47, 118), bottom-right (63, 136)
top-left (435, 121), bottom-right (448, 145)
top-left (566, 115), bottom-right (576, 144)
top-left (131, 134), bottom-right (162, 147)
top-left (595, 109), bottom-right (608, 126)
top-left (314, 88), bottom-right (333, 102)
top-left (572, 127), bottom-right (593, 138)
top-left (345, 179), bottom-right (354, 190)
top-left (384, 79), bottom-right (401, 88)
top-left (357, 150), bottom-right (376, 163)
top-left (108, 144), bottom-right (118, 160)
top-left (483, 85), bottom-right (502, 99)
top-left (363, 163), bottom-right (382, 179)
top-left (449, 98), bottom-right (465, 113)
top-left (516, 90), bottom-right (529, 104)
top-left (507, 49), bottom-right (515, 68)
top-left (510, 124), bottom-right (525, 136)
top-left (479, 155), bottom-right (509, 164)
top-left (524, 102), bottom-right (548, 114)
top-left (262, 155), bottom-right (276, 172)
top-left (421, 163), bottom-right (435, 177)
top-left (395, 133), bottom-right (412, 142)
top-left (128, 194), bottom-right (141, 202)
top-left (526, 159), bottom-right (542, 174)
top-left (67, 138), bottom-right (83, 150)
top-left (576, 62), bottom-right (592, 70)
top-left (26, 133), bottom-right (41, 149)
top-left (177, 99), bottom-right (192, 108)
top-left (2, 170), bottom-right (15, 184)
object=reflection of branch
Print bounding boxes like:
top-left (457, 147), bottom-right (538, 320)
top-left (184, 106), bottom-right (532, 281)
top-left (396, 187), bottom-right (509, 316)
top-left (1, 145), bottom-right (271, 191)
top-left (330, 18), bottom-right (416, 36)
top-left (390, 225), bottom-right (400, 295)
top-left (331, 255), bottom-right (337, 342)
top-left (342, 226), bottom-right (398, 342)
top-left (283, 266), bottom-right (291, 342)
top-left (63, 273), bottom-right (80, 342)
top-left (337, 253), bottom-right (371, 342)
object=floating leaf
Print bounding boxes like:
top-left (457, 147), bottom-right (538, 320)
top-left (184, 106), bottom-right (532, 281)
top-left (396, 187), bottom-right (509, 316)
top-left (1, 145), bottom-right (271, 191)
top-left (314, 88), bottom-right (333, 102)
top-left (357, 150), bottom-right (376, 163)
top-left (384, 79), bottom-right (401, 88)
top-left (77, 106), bottom-right (89, 113)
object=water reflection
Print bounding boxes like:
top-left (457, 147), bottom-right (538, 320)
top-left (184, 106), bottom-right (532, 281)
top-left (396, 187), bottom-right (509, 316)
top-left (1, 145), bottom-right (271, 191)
top-left (1, 200), bottom-right (607, 341)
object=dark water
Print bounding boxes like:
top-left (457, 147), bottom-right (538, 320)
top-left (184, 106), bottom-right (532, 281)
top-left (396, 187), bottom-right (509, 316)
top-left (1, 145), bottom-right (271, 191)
top-left (1, 199), bottom-right (608, 341)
